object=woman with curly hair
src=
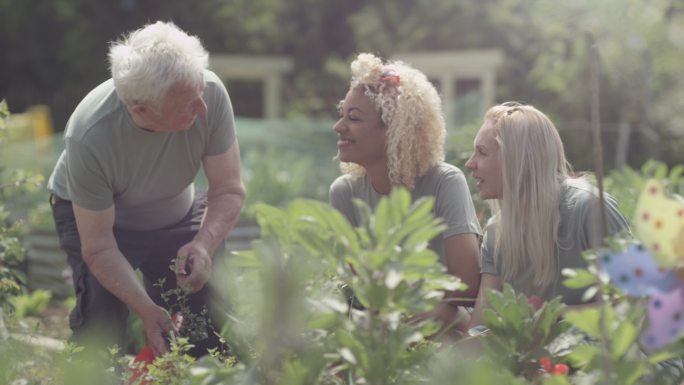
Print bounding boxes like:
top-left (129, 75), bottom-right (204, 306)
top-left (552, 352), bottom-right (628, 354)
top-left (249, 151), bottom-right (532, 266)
top-left (465, 102), bottom-right (630, 328)
top-left (329, 53), bottom-right (482, 332)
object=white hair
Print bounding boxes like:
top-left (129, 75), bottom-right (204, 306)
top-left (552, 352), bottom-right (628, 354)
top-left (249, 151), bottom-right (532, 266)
top-left (486, 102), bottom-right (571, 289)
top-left (108, 21), bottom-right (208, 111)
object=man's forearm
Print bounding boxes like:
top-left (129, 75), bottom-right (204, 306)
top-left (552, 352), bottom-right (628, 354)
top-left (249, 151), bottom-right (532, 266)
top-left (85, 248), bottom-right (157, 317)
top-left (194, 189), bottom-right (245, 256)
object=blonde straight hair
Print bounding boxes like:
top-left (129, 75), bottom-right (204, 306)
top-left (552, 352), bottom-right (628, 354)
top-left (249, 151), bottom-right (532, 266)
top-left (487, 102), bottom-right (571, 289)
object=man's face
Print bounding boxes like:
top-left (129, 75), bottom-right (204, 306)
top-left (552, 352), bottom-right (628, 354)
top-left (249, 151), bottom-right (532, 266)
top-left (145, 82), bottom-right (207, 132)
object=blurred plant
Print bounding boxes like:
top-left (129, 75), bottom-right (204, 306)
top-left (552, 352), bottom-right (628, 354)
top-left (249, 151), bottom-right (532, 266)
top-left (476, 284), bottom-right (569, 379)
top-left (211, 187), bottom-right (464, 384)
top-left (130, 338), bottom-right (195, 385)
top-left (155, 275), bottom-right (213, 345)
top-left (9, 288), bottom-right (52, 319)
top-left (0, 100), bottom-right (32, 332)
top-left (605, 159), bottom-right (684, 224)
top-left (553, 234), bottom-right (684, 385)
top-left (241, 145), bottom-right (336, 215)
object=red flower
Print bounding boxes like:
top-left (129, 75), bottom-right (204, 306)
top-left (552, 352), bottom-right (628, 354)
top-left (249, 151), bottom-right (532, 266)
top-left (552, 363), bottom-right (569, 375)
top-left (539, 356), bottom-right (553, 372)
top-left (129, 345), bottom-right (155, 385)
top-left (537, 356), bottom-right (569, 377)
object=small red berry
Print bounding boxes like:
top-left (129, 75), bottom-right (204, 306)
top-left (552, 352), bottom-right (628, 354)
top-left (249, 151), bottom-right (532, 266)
top-left (552, 363), bottom-right (569, 375)
top-left (528, 295), bottom-right (544, 310)
top-left (539, 356), bottom-right (553, 372)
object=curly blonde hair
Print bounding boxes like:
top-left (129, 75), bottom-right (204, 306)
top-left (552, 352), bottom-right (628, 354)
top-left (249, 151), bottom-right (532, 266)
top-left (340, 53), bottom-right (445, 189)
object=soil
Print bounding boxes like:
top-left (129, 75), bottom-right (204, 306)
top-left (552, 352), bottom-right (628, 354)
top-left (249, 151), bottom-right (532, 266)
top-left (36, 300), bottom-right (72, 340)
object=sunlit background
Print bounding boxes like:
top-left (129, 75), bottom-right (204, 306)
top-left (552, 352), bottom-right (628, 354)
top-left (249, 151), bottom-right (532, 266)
top-left (3, 2), bottom-right (684, 383)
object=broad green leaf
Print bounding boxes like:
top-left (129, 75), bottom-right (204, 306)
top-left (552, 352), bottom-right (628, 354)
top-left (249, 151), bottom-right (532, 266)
top-left (373, 196), bottom-right (390, 242)
top-left (653, 162), bottom-right (668, 180)
top-left (561, 268), bottom-right (597, 289)
top-left (301, 200), bottom-right (361, 254)
top-left (336, 332), bottom-right (368, 366)
top-left (482, 308), bottom-right (503, 330)
top-left (367, 249), bottom-right (392, 269)
top-left (669, 164), bottom-right (684, 184)
top-left (404, 222), bottom-right (445, 250)
top-left (501, 302), bottom-right (523, 333)
top-left (566, 343), bottom-right (600, 368)
top-left (485, 288), bottom-right (505, 312)
top-left (564, 308), bottom-right (601, 338)
top-left (648, 349), bottom-right (682, 364)
top-left (615, 360), bottom-right (647, 385)
top-left (307, 312), bottom-right (342, 329)
top-left (403, 249), bottom-right (440, 268)
top-left (339, 347), bottom-right (357, 364)
top-left (611, 321), bottom-right (638, 359)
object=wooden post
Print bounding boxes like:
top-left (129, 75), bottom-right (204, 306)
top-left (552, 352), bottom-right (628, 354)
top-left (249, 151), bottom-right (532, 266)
top-left (590, 44), bottom-right (608, 238)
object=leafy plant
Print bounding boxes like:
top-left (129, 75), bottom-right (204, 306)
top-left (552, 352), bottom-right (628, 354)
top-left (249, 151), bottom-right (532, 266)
top-left (605, 159), bottom-right (684, 224)
top-left (210, 188), bottom-right (464, 385)
top-left (130, 338), bottom-right (195, 385)
top-left (155, 275), bottom-right (214, 345)
top-left (0, 100), bottom-right (31, 329)
top-left (9, 288), bottom-right (52, 319)
top-left (559, 242), bottom-right (684, 385)
top-left (477, 284), bottom-right (569, 379)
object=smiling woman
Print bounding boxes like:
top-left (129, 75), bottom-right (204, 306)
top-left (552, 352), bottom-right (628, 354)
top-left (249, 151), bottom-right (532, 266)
top-left (328, 52), bottom-right (482, 335)
top-left (466, 102), bottom-right (631, 329)
top-left (334, 87), bottom-right (387, 171)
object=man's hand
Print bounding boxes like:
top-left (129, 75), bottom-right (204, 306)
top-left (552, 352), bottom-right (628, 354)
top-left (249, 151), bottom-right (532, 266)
top-left (140, 305), bottom-right (178, 357)
top-left (176, 242), bottom-right (212, 292)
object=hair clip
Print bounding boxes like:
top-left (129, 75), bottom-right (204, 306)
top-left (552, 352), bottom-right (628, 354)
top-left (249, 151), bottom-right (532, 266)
top-left (506, 107), bottom-right (521, 116)
top-left (380, 68), bottom-right (400, 86)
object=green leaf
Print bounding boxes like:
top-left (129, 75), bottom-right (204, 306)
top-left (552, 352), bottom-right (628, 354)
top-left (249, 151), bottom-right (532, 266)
top-left (500, 302), bottom-right (523, 333)
top-left (307, 312), bottom-right (342, 330)
top-left (561, 268), bottom-right (597, 289)
top-left (373, 196), bottom-right (391, 242)
top-left (669, 164), bottom-right (684, 184)
top-left (615, 360), bottom-right (647, 385)
top-left (653, 162), bottom-right (668, 180)
top-left (336, 332), bottom-right (369, 368)
top-left (611, 321), bottom-right (638, 359)
top-left (404, 223), bottom-right (445, 251)
top-left (566, 343), bottom-right (600, 368)
top-left (482, 308), bottom-right (502, 329)
top-left (563, 308), bottom-right (601, 339)
top-left (648, 349), bottom-right (682, 365)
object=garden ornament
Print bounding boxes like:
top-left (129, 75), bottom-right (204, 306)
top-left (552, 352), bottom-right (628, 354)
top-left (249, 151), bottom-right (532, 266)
top-left (598, 179), bottom-right (684, 350)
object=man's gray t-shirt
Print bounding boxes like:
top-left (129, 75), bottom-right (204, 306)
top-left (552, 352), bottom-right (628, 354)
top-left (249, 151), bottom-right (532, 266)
top-left (329, 162), bottom-right (482, 265)
top-left (48, 70), bottom-right (235, 231)
top-left (480, 178), bottom-right (630, 304)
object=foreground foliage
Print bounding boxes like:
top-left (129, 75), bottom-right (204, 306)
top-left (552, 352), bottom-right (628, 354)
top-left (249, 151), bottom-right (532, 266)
top-left (3, 162), bottom-right (684, 384)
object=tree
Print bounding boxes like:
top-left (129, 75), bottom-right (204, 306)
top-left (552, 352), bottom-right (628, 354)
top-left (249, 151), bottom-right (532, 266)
top-left (484, 0), bottom-right (684, 169)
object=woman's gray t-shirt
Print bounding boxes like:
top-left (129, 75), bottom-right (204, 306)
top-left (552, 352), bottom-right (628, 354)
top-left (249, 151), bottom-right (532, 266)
top-left (480, 178), bottom-right (630, 304)
top-left (329, 162), bottom-right (482, 265)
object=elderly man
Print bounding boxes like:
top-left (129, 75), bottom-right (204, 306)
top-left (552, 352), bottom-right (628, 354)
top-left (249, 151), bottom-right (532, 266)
top-left (48, 21), bottom-right (245, 357)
